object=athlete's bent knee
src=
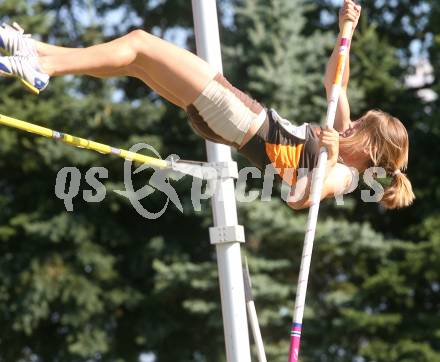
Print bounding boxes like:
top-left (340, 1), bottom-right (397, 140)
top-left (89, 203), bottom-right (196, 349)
top-left (127, 29), bottom-right (148, 40)
top-left (113, 30), bottom-right (149, 68)
top-left (126, 29), bottom-right (151, 49)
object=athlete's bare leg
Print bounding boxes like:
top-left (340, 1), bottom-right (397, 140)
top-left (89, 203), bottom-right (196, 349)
top-left (37, 30), bottom-right (216, 108)
top-left (35, 30), bottom-right (264, 146)
top-left (36, 40), bottom-right (185, 107)
top-left (36, 42), bottom-right (79, 56)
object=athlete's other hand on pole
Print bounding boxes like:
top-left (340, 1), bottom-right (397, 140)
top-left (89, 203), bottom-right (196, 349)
top-left (339, 0), bottom-right (362, 32)
top-left (319, 127), bottom-right (340, 166)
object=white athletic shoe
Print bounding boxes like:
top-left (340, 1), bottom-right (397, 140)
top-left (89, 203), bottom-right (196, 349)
top-left (0, 22), bottom-right (37, 56)
top-left (0, 56), bottom-right (49, 94)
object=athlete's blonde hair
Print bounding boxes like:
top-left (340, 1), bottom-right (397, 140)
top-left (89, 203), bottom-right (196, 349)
top-left (341, 109), bottom-right (415, 209)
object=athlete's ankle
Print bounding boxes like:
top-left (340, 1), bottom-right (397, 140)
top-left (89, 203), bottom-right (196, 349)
top-left (36, 56), bottom-right (53, 76)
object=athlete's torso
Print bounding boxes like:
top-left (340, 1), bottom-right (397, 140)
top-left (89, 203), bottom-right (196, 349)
top-left (239, 108), bottom-right (320, 185)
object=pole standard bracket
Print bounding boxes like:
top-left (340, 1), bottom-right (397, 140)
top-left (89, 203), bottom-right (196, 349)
top-left (209, 225), bottom-right (245, 245)
top-left (170, 159), bottom-right (239, 180)
top-left (206, 161), bottom-right (239, 179)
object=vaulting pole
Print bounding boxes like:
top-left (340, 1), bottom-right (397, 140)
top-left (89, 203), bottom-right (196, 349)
top-left (191, 2), bottom-right (252, 362)
top-left (288, 20), bottom-right (354, 362)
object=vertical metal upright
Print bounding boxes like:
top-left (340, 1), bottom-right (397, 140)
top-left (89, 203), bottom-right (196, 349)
top-left (191, 2), bottom-right (252, 362)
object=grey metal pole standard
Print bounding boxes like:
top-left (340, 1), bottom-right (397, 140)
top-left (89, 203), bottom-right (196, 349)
top-left (191, 1), bottom-right (252, 362)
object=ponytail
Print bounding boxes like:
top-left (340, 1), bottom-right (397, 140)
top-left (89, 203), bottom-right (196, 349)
top-left (380, 172), bottom-right (415, 209)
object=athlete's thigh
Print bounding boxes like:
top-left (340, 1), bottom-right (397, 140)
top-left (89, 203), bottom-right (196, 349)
top-left (132, 64), bottom-right (185, 109)
top-left (132, 31), bottom-right (217, 106)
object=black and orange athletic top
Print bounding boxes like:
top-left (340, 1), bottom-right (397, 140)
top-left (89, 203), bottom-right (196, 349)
top-left (239, 109), bottom-right (321, 185)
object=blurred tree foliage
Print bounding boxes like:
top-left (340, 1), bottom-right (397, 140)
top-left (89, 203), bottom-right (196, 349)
top-left (0, 0), bottom-right (438, 361)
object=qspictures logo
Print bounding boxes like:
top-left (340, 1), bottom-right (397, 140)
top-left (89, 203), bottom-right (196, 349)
top-left (54, 143), bottom-right (389, 219)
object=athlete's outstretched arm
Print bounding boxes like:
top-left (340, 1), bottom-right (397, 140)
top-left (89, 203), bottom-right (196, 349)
top-left (323, 0), bottom-right (361, 133)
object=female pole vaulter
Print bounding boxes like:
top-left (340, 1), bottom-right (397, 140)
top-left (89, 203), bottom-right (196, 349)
top-left (0, 0), bottom-right (414, 209)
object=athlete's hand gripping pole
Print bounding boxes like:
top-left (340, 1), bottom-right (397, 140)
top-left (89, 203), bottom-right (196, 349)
top-left (287, 20), bottom-right (354, 362)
